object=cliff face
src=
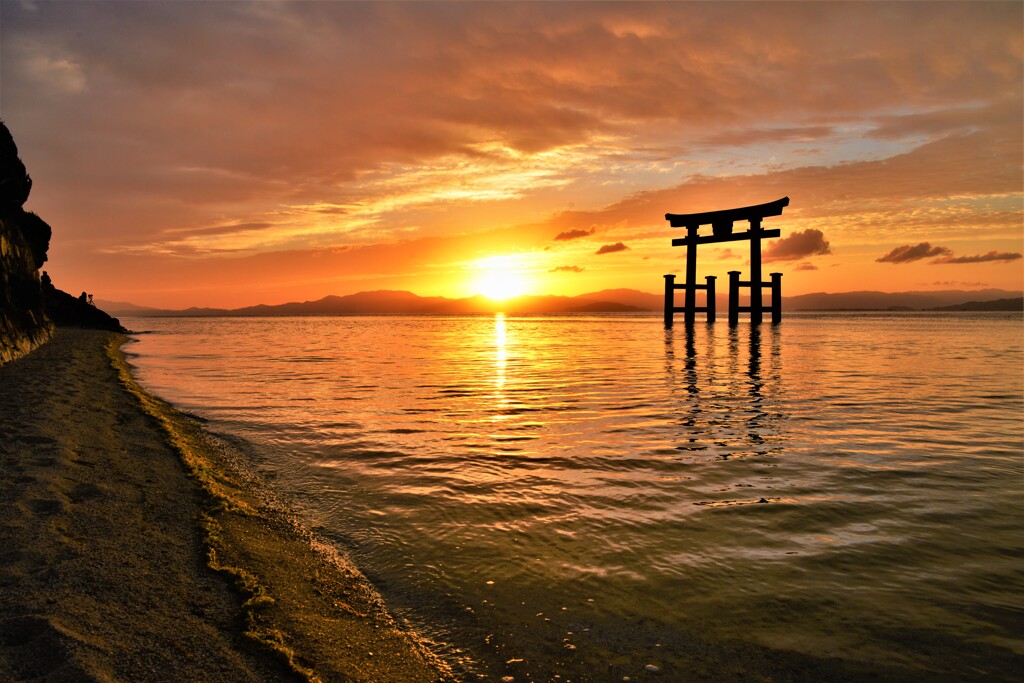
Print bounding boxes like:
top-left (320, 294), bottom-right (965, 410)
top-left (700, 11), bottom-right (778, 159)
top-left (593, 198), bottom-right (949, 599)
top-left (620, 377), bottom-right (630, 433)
top-left (0, 122), bottom-right (53, 365)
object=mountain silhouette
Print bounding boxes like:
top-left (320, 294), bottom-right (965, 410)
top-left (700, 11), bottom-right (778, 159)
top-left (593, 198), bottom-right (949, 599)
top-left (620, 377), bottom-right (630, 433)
top-left (98, 288), bottom-right (1023, 318)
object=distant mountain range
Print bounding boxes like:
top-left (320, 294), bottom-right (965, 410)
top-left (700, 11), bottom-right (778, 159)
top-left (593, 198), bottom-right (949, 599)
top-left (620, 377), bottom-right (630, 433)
top-left (783, 290), bottom-right (1022, 311)
top-left (100, 289), bottom-right (659, 317)
top-left (98, 288), bottom-right (1023, 317)
top-left (927, 297), bottom-right (1023, 312)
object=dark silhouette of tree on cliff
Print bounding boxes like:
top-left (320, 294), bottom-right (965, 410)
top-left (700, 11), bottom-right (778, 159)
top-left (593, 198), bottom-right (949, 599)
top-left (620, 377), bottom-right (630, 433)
top-left (0, 121), bottom-right (31, 212)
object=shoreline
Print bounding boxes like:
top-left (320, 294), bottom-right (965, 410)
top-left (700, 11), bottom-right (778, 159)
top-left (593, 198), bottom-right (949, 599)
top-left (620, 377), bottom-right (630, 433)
top-left (0, 328), bottom-right (453, 682)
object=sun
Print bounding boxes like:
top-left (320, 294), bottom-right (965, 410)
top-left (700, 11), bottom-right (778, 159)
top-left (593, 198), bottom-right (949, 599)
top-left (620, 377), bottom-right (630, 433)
top-left (477, 270), bottom-right (528, 300)
top-left (473, 255), bottom-right (530, 300)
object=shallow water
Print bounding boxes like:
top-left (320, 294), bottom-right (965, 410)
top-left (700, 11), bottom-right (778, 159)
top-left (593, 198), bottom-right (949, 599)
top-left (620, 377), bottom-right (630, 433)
top-left (123, 312), bottom-right (1024, 681)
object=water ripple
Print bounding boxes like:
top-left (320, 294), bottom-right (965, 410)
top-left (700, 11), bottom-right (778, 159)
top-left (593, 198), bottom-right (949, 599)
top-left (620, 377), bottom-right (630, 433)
top-left (124, 312), bottom-right (1024, 681)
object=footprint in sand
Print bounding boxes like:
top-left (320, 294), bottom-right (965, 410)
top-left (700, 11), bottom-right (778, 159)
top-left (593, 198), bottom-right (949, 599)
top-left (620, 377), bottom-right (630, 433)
top-left (25, 498), bottom-right (67, 516)
top-left (18, 435), bottom-right (59, 447)
top-left (68, 482), bottom-right (103, 503)
top-left (0, 616), bottom-right (95, 679)
top-left (0, 548), bottom-right (23, 569)
top-left (0, 548), bottom-right (48, 573)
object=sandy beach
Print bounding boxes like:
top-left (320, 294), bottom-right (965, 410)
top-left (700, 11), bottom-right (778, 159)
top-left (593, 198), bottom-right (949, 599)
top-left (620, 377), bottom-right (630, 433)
top-left (0, 328), bottom-right (452, 682)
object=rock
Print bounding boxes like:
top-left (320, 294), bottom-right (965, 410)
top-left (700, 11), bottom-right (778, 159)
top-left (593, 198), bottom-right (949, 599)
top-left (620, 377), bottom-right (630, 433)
top-left (0, 122), bottom-right (53, 364)
top-left (40, 276), bottom-right (126, 333)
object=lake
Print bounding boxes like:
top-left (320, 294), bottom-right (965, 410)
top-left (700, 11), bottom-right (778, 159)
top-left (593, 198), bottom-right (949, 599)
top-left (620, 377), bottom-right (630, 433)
top-left (121, 312), bottom-right (1023, 681)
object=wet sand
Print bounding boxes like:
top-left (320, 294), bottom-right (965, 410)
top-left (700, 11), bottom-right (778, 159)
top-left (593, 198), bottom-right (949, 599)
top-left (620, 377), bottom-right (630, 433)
top-left (0, 328), bottom-right (452, 682)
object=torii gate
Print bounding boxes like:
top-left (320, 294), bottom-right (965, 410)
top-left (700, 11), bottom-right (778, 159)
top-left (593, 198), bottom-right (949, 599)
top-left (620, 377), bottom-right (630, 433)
top-left (663, 197), bottom-right (789, 327)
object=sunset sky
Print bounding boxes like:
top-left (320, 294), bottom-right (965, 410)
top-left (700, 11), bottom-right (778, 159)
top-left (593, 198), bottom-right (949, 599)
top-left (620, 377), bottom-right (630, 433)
top-left (1, 0), bottom-right (1021, 309)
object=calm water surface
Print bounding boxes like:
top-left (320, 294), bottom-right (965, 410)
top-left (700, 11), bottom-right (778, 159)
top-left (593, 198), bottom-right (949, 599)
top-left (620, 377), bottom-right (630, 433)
top-left (123, 313), bottom-right (1023, 681)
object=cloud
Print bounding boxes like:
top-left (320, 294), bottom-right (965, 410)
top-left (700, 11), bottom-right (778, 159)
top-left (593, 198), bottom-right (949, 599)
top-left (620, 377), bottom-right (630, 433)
top-left (876, 242), bottom-right (952, 263)
top-left (866, 101), bottom-right (1017, 141)
top-left (554, 227), bottom-right (595, 241)
top-left (537, 110), bottom-right (1022, 249)
top-left (794, 262), bottom-right (818, 271)
top-left (936, 251), bottom-right (1022, 264)
top-left (877, 243), bottom-right (1022, 265)
top-left (162, 222), bottom-right (275, 238)
top-left (763, 229), bottom-right (831, 262)
top-left (549, 265), bottom-right (584, 273)
top-left (595, 242), bottom-right (629, 255)
top-left (3, 2), bottom-right (1021, 305)
top-left (26, 53), bottom-right (86, 93)
top-left (699, 125), bottom-right (836, 148)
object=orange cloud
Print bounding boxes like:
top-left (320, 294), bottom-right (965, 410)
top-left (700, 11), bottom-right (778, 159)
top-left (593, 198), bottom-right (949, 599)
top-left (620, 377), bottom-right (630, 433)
top-left (763, 229), bottom-right (832, 262)
top-left (877, 243), bottom-right (952, 263)
top-left (877, 243), bottom-right (1022, 265)
top-left (554, 228), bottom-right (595, 241)
top-left (595, 242), bottom-right (629, 255)
top-left (936, 251), bottom-right (1022, 264)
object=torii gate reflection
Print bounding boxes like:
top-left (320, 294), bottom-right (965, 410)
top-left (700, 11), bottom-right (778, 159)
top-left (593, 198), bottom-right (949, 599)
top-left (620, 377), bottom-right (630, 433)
top-left (663, 197), bottom-right (789, 327)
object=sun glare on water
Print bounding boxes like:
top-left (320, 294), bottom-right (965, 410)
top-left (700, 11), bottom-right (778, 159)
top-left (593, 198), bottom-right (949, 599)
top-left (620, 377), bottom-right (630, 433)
top-left (473, 255), bottom-right (530, 301)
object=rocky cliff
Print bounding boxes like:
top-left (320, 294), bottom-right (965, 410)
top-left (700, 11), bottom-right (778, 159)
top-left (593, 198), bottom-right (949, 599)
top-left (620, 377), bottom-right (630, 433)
top-left (0, 121), bottom-right (124, 365)
top-left (0, 121), bottom-right (53, 365)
